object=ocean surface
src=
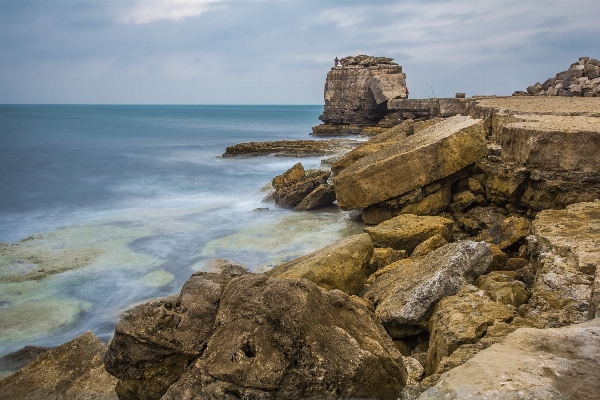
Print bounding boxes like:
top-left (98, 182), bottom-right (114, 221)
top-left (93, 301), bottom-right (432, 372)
top-left (0, 105), bottom-right (362, 358)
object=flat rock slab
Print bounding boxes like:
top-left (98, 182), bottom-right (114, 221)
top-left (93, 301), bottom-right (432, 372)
top-left (222, 139), bottom-right (361, 158)
top-left (364, 214), bottom-right (453, 254)
top-left (362, 241), bottom-right (492, 338)
top-left (334, 115), bottom-right (487, 210)
top-left (0, 331), bottom-right (117, 400)
top-left (419, 318), bottom-right (600, 400)
top-left (267, 233), bottom-right (373, 295)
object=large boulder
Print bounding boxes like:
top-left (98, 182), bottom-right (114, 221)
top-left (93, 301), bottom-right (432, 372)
top-left (293, 183), bottom-right (336, 210)
top-left (162, 275), bottom-right (407, 400)
top-left (0, 331), bottom-right (117, 400)
top-left (426, 286), bottom-right (516, 375)
top-left (267, 233), bottom-right (373, 295)
top-left (520, 201), bottom-right (600, 327)
top-left (334, 115), bottom-right (487, 210)
top-left (362, 241), bottom-right (492, 338)
top-left (273, 170), bottom-right (330, 209)
top-left (104, 264), bottom-right (248, 400)
top-left (364, 214), bottom-right (453, 254)
top-left (419, 318), bottom-right (600, 400)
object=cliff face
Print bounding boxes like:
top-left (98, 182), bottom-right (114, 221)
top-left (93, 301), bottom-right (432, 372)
top-left (318, 55), bottom-right (407, 126)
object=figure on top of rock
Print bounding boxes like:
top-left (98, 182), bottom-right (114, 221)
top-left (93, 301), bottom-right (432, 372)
top-left (334, 57), bottom-right (340, 67)
top-left (405, 87), bottom-right (409, 99)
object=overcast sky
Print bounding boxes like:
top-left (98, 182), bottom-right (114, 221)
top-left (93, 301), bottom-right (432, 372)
top-left (1, 0), bottom-right (599, 104)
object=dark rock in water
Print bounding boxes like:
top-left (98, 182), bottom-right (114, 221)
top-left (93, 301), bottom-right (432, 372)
top-left (104, 264), bottom-right (249, 400)
top-left (222, 139), bottom-right (360, 158)
top-left (161, 275), bottom-right (407, 399)
top-left (0, 345), bottom-right (51, 372)
top-left (0, 331), bottom-right (118, 399)
top-left (294, 183), bottom-right (337, 210)
top-left (273, 171), bottom-right (329, 209)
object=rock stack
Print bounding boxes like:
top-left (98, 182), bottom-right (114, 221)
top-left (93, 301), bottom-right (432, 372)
top-left (514, 57), bottom-right (600, 97)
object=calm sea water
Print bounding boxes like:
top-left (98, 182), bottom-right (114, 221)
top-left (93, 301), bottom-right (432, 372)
top-left (0, 105), bottom-right (362, 357)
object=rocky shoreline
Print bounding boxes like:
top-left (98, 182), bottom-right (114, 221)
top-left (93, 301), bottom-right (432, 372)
top-left (2, 56), bottom-right (600, 399)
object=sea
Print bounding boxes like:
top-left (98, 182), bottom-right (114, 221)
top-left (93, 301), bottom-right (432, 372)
top-left (0, 105), bottom-right (363, 359)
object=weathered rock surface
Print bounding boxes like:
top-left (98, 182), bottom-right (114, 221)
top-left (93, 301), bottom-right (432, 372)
top-left (104, 264), bottom-right (248, 400)
top-left (476, 271), bottom-right (530, 308)
top-left (368, 247), bottom-right (407, 275)
top-left (364, 214), bottom-right (453, 254)
top-left (473, 97), bottom-right (600, 210)
top-left (0, 331), bottom-right (117, 400)
top-left (410, 234), bottom-right (449, 258)
top-left (515, 57), bottom-right (600, 97)
top-left (520, 201), bottom-right (600, 327)
top-left (426, 286), bottom-right (516, 375)
top-left (272, 162), bottom-right (304, 188)
top-left (319, 55), bottom-right (406, 126)
top-left (419, 318), bottom-right (600, 400)
top-left (161, 275), bottom-right (407, 400)
top-left (334, 115), bottom-right (487, 210)
top-left (362, 241), bottom-right (492, 338)
top-left (267, 233), bottom-right (373, 295)
top-left (222, 139), bottom-right (360, 157)
top-left (0, 345), bottom-right (51, 376)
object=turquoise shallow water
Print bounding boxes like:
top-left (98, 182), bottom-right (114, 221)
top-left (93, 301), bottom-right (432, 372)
top-left (0, 105), bottom-right (362, 356)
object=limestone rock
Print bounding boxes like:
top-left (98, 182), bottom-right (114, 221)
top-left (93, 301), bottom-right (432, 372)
top-left (293, 183), bottom-right (336, 210)
top-left (319, 55), bottom-right (406, 126)
top-left (0, 331), bottom-right (117, 400)
top-left (419, 318), bottom-right (600, 400)
top-left (334, 115), bottom-right (487, 210)
top-left (362, 241), bottom-right (492, 338)
top-left (368, 247), bottom-right (407, 274)
top-left (272, 162), bottom-right (305, 189)
top-left (222, 139), bottom-right (360, 158)
top-left (476, 271), bottom-right (530, 308)
top-left (364, 214), bottom-right (453, 254)
top-left (399, 186), bottom-right (452, 216)
top-left (104, 265), bottom-right (247, 400)
top-left (520, 201), bottom-right (600, 327)
top-left (426, 286), bottom-right (516, 375)
top-left (162, 275), bottom-right (407, 400)
top-left (448, 191), bottom-right (477, 213)
top-left (410, 234), bottom-right (448, 258)
top-left (273, 171), bottom-right (329, 209)
top-left (0, 345), bottom-right (51, 375)
top-left (267, 233), bottom-right (373, 295)
top-left (485, 244), bottom-right (509, 272)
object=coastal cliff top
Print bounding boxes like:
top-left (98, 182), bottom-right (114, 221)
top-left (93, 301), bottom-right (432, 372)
top-left (475, 96), bottom-right (600, 116)
top-left (338, 55), bottom-right (400, 68)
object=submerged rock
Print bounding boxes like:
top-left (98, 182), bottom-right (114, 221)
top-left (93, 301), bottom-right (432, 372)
top-left (363, 241), bottom-right (492, 338)
top-left (0, 331), bottom-right (117, 400)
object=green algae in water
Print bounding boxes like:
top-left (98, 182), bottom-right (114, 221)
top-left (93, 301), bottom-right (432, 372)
top-left (139, 270), bottom-right (175, 287)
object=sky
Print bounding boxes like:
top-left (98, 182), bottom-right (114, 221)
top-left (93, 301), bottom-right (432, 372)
top-left (1, 0), bottom-right (599, 104)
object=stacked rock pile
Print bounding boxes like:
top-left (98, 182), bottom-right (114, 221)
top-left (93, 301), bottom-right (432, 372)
top-left (339, 55), bottom-right (400, 68)
top-left (514, 57), bottom-right (600, 97)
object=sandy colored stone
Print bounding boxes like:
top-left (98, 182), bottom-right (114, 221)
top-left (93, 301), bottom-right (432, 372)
top-left (475, 96), bottom-right (600, 116)
top-left (334, 116), bottom-right (487, 210)
top-left (273, 171), bottom-right (329, 209)
top-left (272, 162), bottom-right (305, 189)
top-left (426, 286), bottom-right (516, 375)
top-left (368, 247), bottom-right (407, 273)
top-left (419, 318), bottom-right (600, 400)
top-left (399, 186), bottom-right (452, 215)
top-left (0, 331), bottom-right (117, 400)
top-left (362, 241), bottom-right (492, 338)
top-left (521, 201), bottom-right (600, 327)
top-left (410, 234), bottom-right (448, 258)
top-left (448, 191), bottom-right (477, 213)
top-left (476, 271), bottom-right (530, 308)
top-left (485, 243), bottom-right (509, 273)
top-left (222, 139), bottom-right (361, 158)
top-left (267, 233), bottom-right (373, 295)
top-left (364, 214), bottom-right (453, 254)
